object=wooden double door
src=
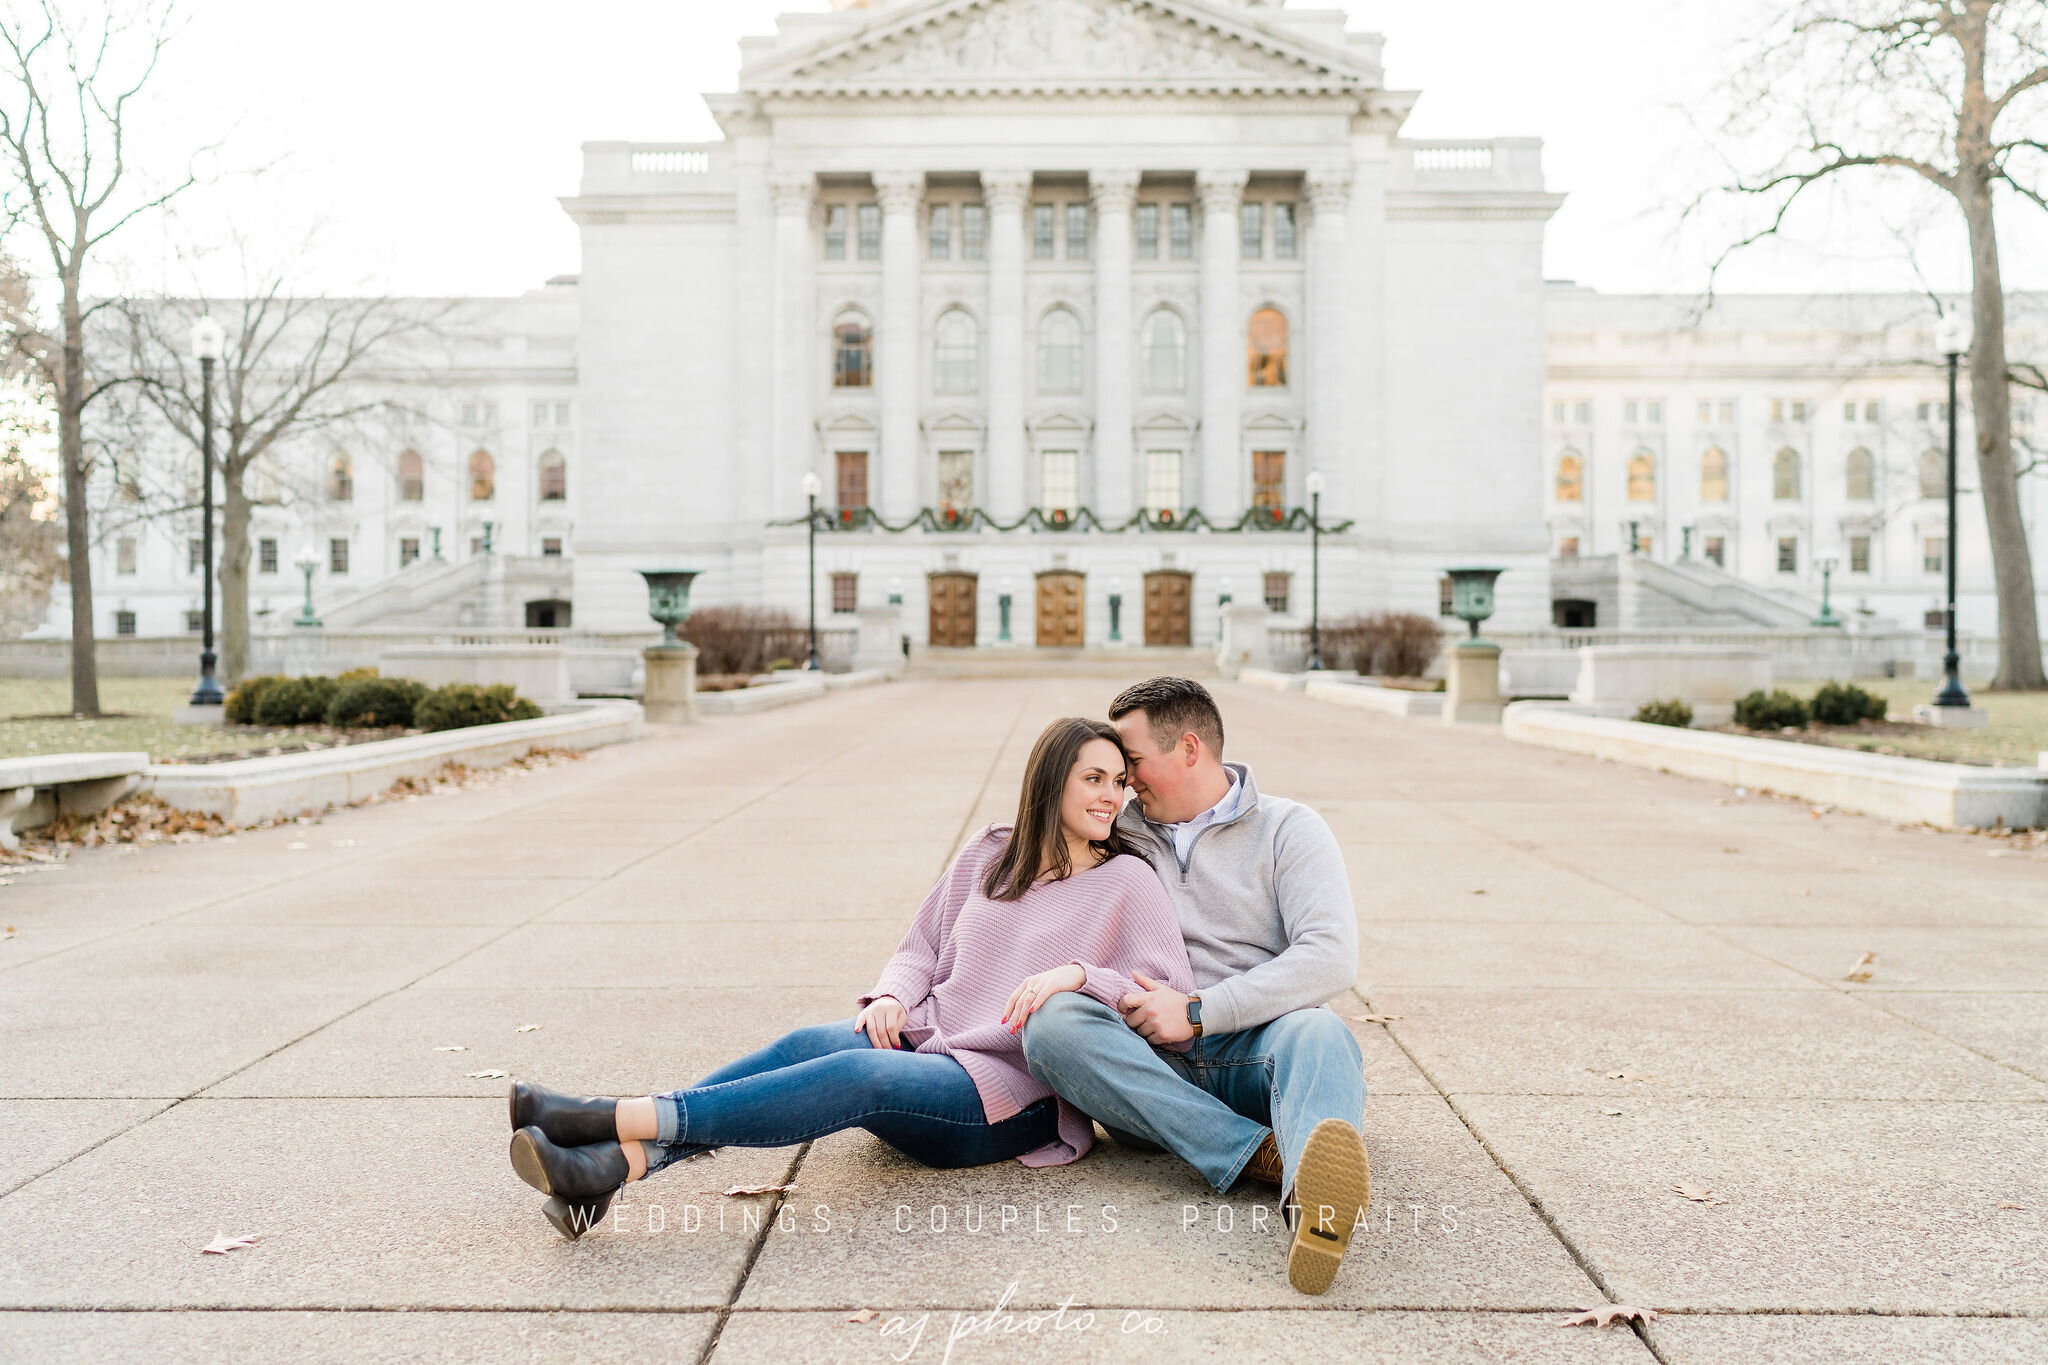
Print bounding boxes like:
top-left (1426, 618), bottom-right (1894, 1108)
top-left (1035, 571), bottom-right (1085, 647)
top-left (927, 572), bottom-right (978, 647)
top-left (1143, 571), bottom-right (1192, 646)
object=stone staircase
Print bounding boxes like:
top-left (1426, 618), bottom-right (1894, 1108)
top-left (1554, 554), bottom-right (1833, 630)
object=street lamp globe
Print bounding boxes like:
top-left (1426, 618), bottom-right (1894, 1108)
top-left (190, 316), bottom-right (225, 362)
top-left (297, 542), bottom-right (319, 570)
top-left (801, 470), bottom-right (822, 499)
top-left (1935, 314), bottom-right (1971, 357)
top-left (1304, 468), bottom-right (1325, 498)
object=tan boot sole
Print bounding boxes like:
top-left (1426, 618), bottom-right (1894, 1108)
top-left (1285, 1118), bottom-right (1370, 1295)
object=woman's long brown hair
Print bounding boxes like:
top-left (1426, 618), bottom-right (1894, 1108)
top-left (982, 717), bottom-right (1147, 902)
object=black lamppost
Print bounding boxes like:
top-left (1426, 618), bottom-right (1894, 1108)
top-left (188, 317), bottom-right (225, 706)
top-left (1934, 314), bottom-right (1972, 710)
top-left (800, 470), bottom-right (822, 670)
top-left (1305, 468), bottom-right (1326, 670)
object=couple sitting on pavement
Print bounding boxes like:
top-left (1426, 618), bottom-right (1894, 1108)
top-left (505, 676), bottom-right (1370, 1295)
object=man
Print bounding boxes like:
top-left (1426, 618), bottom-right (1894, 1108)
top-left (1020, 675), bottom-right (1368, 1296)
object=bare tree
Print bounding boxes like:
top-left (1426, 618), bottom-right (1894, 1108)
top-left (0, 386), bottom-right (60, 639)
top-left (108, 262), bottom-right (458, 679)
top-left (0, 0), bottom-right (199, 715)
top-left (1696, 0), bottom-right (2048, 690)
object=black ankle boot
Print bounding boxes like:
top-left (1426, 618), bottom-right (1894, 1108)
top-left (509, 1126), bottom-right (630, 1204)
top-left (541, 1191), bottom-right (616, 1241)
top-left (508, 1080), bottom-right (620, 1148)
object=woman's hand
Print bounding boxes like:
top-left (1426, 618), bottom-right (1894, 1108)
top-left (1002, 964), bottom-right (1087, 1034)
top-left (855, 995), bottom-right (908, 1050)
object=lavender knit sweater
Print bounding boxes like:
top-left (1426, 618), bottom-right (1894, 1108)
top-left (858, 824), bottom-right (1195, 1167)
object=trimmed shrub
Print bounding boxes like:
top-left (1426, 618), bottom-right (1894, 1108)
top-left (1810, 680), bottom-right (1888, 726)
top-left (252, 675), bottom-right (340, 726)
top-left (1322, 611), bottom-right (1444, 678)
top-left (1633, 698), bottom-right (1694, 728)
top-left (325, 677), bottom-right (428, 729)
top-left (1732, 688), bottom-right (1810, 731)
top-left (224, 674), bottom-right (287, 725)
top-left (413, 682), bottom-right (544, 732)
top-left (336, 665), bottom-right (380, 684)
top-left (681, 604), bottom-right (803, 675)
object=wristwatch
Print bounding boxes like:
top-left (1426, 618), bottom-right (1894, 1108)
top-left (1186, 995), bottom-right (1203, 1038)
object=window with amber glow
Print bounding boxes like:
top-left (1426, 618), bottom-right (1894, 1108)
top-left (1247, 308), bottom-right (1288, 387)
top-left (1554, 451), bottom-right (1582, 502)
top-left (327, 452), bottom-right (354, 502)
top-left (1845, 447), bottom-right (1873, 501)
top-left (539, 451), bottom-right (567, 502)
top-left (468, 449), bottom-right (495, 502)
top-left (1627, 450), bottom-right (1656, 501)
top-left (1251, 450), bottom-right (1285, 511)
top-left (398, 449), bottom-right (424, 502)
top-left (1700, 446), bottom-right (1728, 502)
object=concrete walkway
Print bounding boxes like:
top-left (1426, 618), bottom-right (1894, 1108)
top-left (1, 678), bottom-right (2043, 1363)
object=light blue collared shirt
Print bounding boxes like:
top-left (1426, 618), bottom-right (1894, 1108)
top-left (1162, 767), bottom-right (1244, 866)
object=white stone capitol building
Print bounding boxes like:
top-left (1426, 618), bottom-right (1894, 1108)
top-left (565, 0), bottom-right (1559, 645)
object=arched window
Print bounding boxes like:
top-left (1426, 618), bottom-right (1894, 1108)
top-left (932, 310), bottom-right (978, 395)
top-left (1920, 448), bottom-right (1946, 499)
top-left (1037, 308), bottom-right (1082, 393)
top-left (1627, 449), bottom-right (1656, 502)
top-left (1845, 447), bottom-right (1874, 501)
top-left (1247, 307), bottom-right (1288, 387)
top-left (327, 451), bottom-right (353, 502)
top-left (1554, 451), bottom-right (1583, 502)
top-left (1773, 447), bottom-right (1801, 500)
top-left (1700, 446), bottom-right (1729, 502)
top-left (468, 449), bottom-right (495, 502)
top-left (1141, 308), bottom-right (1186, 392)
top-left (397, 449), bottom-right (424, 502)
top-left (832, 311), bottom-right (872, 388)
top-left (538, 450), bottom-right (566, 502)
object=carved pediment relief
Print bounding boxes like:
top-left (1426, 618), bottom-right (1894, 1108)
top-left (752, 0), bottom-right (1371, 98)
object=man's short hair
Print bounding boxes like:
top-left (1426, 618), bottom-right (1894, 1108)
top-left (1109, 676), bottom-right (1225, 758)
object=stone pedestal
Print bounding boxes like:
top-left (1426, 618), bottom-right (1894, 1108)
top-left (1215, 604), bottom-right (1275, 679)
top-left (855, 604), bottom-right (906, 675)
top-left (1913, 702), bottom-right (1990, 730)
top-left (1442, 642), bottom-right (1503, 725)
top-left (642, 644), bottom-right (699, 725)
top-left (172, 703), bottom-right (226, 727)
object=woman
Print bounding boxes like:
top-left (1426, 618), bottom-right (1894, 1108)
top-left (506, 716), bottom-right (1195, 1240)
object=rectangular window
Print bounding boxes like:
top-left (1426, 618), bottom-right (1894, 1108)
top-left (1924, 535), bottom-right (1946, 574)
top-left (1844, 401), bottom-right (1858, 422)
top-left (555, 402), bottom-right (570, 425)
top-left (1439, 576), bottom-right (1456, 617)
top-left (470, 537), bottom-right (483, 557)
top-left (1639, 534), bottom-right (1653, 557)
top-left (541, 537), bottom-right (562, 557)
top-left (1647, 400), bottom-right (1663, 424)
top-left (1136, 203), bottom-right (1159, 258)
top-left (1144, 449), bottom-right (1182, 516)
top-left (1698, 400), bottom-right (1712, 423)
top-left (928, 204), bottom-right (950, 260)
top-left (329, 538), bottom-right (350, 575)
top-left (1719, 401), bottom-right (1735, 424)
top-left (1251, 450), bottom-right (1286, 511)
top-left (184, 610), bottom-right (204, 634)
top-left (259, 538), bottom-right (278, 574)
top-left (1777, 536), bottom-right (1797, 574)
top-left (1865, 400), bottom-right (1880, 422)
top-left (1553, 401), bottom-right (1567, 424)
top-left (1573, 400), bottom-right (1591, 424)
top-left (533, 401), bottom-right (549, 426)
top-left (1625, 401), bottom-right (1638, 424)
top-left (1065, 202), bottom-right (1089, 259)
top-left (1771, 399), bottom-right (1783, 423)
top-left (937, 450), bottom-right (974, 515)
top-left (1041, 450), bottom-right (1079, 518)
top-left (1849, 535), bottom-right (1870, 574)
top-left (400, 537), bottom-right (420, 567)
top-left (831, 572), bottom-right (858, 614)
top-left (824, 204), bottom-right (848, 259)
top-left (1262, 572), bottom-right (1291, 615)
top-left (962, 204), bottom-right (985, 260)
top-left (1168, 202), bottom-right (1192, 259)
top-left (856, 203), bottom-right (881, 260)
top-left (835, 450), bottom-right (869, 513)
top-left (1033, 204), bottom-right (1055, 258)
top-left (461, 401), bottom-right (479, 426)
top-left (1557, 535), bottom-right (1580, 559)
top-left (1917, 401), bottom-right (1930, 420)
top-left (1239, 202), bottom-right (1262, 258)
top-left (188, 537), bottom-right (204, 572)
top-left (117, 536), bottom-right (137, 574)
top-left (1793, 400), bottom-right (1807, 422)
top-left (1704, 535), bottom-right (1726, 567)
top-left (115, 610), bottom-right (136, 637)
top-left (1273, 202), bottom-right (1297, 258)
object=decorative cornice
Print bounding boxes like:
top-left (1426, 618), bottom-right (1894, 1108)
top-left (1088, 168), bottom-right (1142, 215)
top-left (1386, 190), bottom-right (1566, 222)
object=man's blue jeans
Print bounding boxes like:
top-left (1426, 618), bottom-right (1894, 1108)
top-left (641, 1019), bottom-right (1059, 1177)
top-left (1019, 994), bottom-right (1365, 1196)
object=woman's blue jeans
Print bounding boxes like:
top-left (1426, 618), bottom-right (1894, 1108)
top-left (641, 1018), bottom-right (1058, 1176)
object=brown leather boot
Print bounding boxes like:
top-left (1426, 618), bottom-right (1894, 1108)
top-left (1242, 1132), bottom-right (1283, 1186)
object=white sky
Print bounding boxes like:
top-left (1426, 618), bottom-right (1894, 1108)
top-left (66, 0), bottom-right (2048, 300)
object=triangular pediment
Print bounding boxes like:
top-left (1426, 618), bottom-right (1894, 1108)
top-left (747, 0), bottom-right (1374, 99)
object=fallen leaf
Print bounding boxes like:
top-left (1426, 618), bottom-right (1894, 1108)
top-left (1469, 888), bottom-right (1487, 895)
top-left (1600, 1108), bottom-right (1623, 1117)
top-left (1844, 951), bottom-right (1877, 984)
top-left (1350, 1013), bottom-right (1402, 1023)
top-left (1996, 1200), bottom-right (2027, 1210)
top-left (1560, 1304), bottom-right (1659, 1328)
top-left (1603, 1071), bottom-right (1658, 1083)
top-left (709, 1183), bottom-right (797, 1197)
top-left (466, 1069), bottom-right (510, 1080)
top-left (1722, 847), bottom-right (1740, 854)
top-left (200, 1233), bottom-right (260, 1255)
top-left (434, 1046), bottom-right (468, 1052)
top-left (1672, 1182), bottom-right (1726, 1207)
top-left (516, 1024), bottom-right (542, 1033)
top-left (846, 1309), bottom-right (878, 1324)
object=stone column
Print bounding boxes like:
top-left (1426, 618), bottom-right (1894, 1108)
top-left (1305, 169), bottom-right (1351, 510)
top-left (1197, 169), bottom-right (1248, 521)
top-left (768, 172), bottom-right (816, 520)
top-left (875, 171), bottom-right (925, 520)
top-left (983, 170), bottom-right (1032, 521)
top-left (1089, 169), bottom-right (1140, 522)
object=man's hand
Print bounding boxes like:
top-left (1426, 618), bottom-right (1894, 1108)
top-left (1119, 972), bottom-right (1194, 1044)
top-left (854, 995), bottom-right (908, 1049)
top-left (1002, 964), bottom-right (1087, 1034)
